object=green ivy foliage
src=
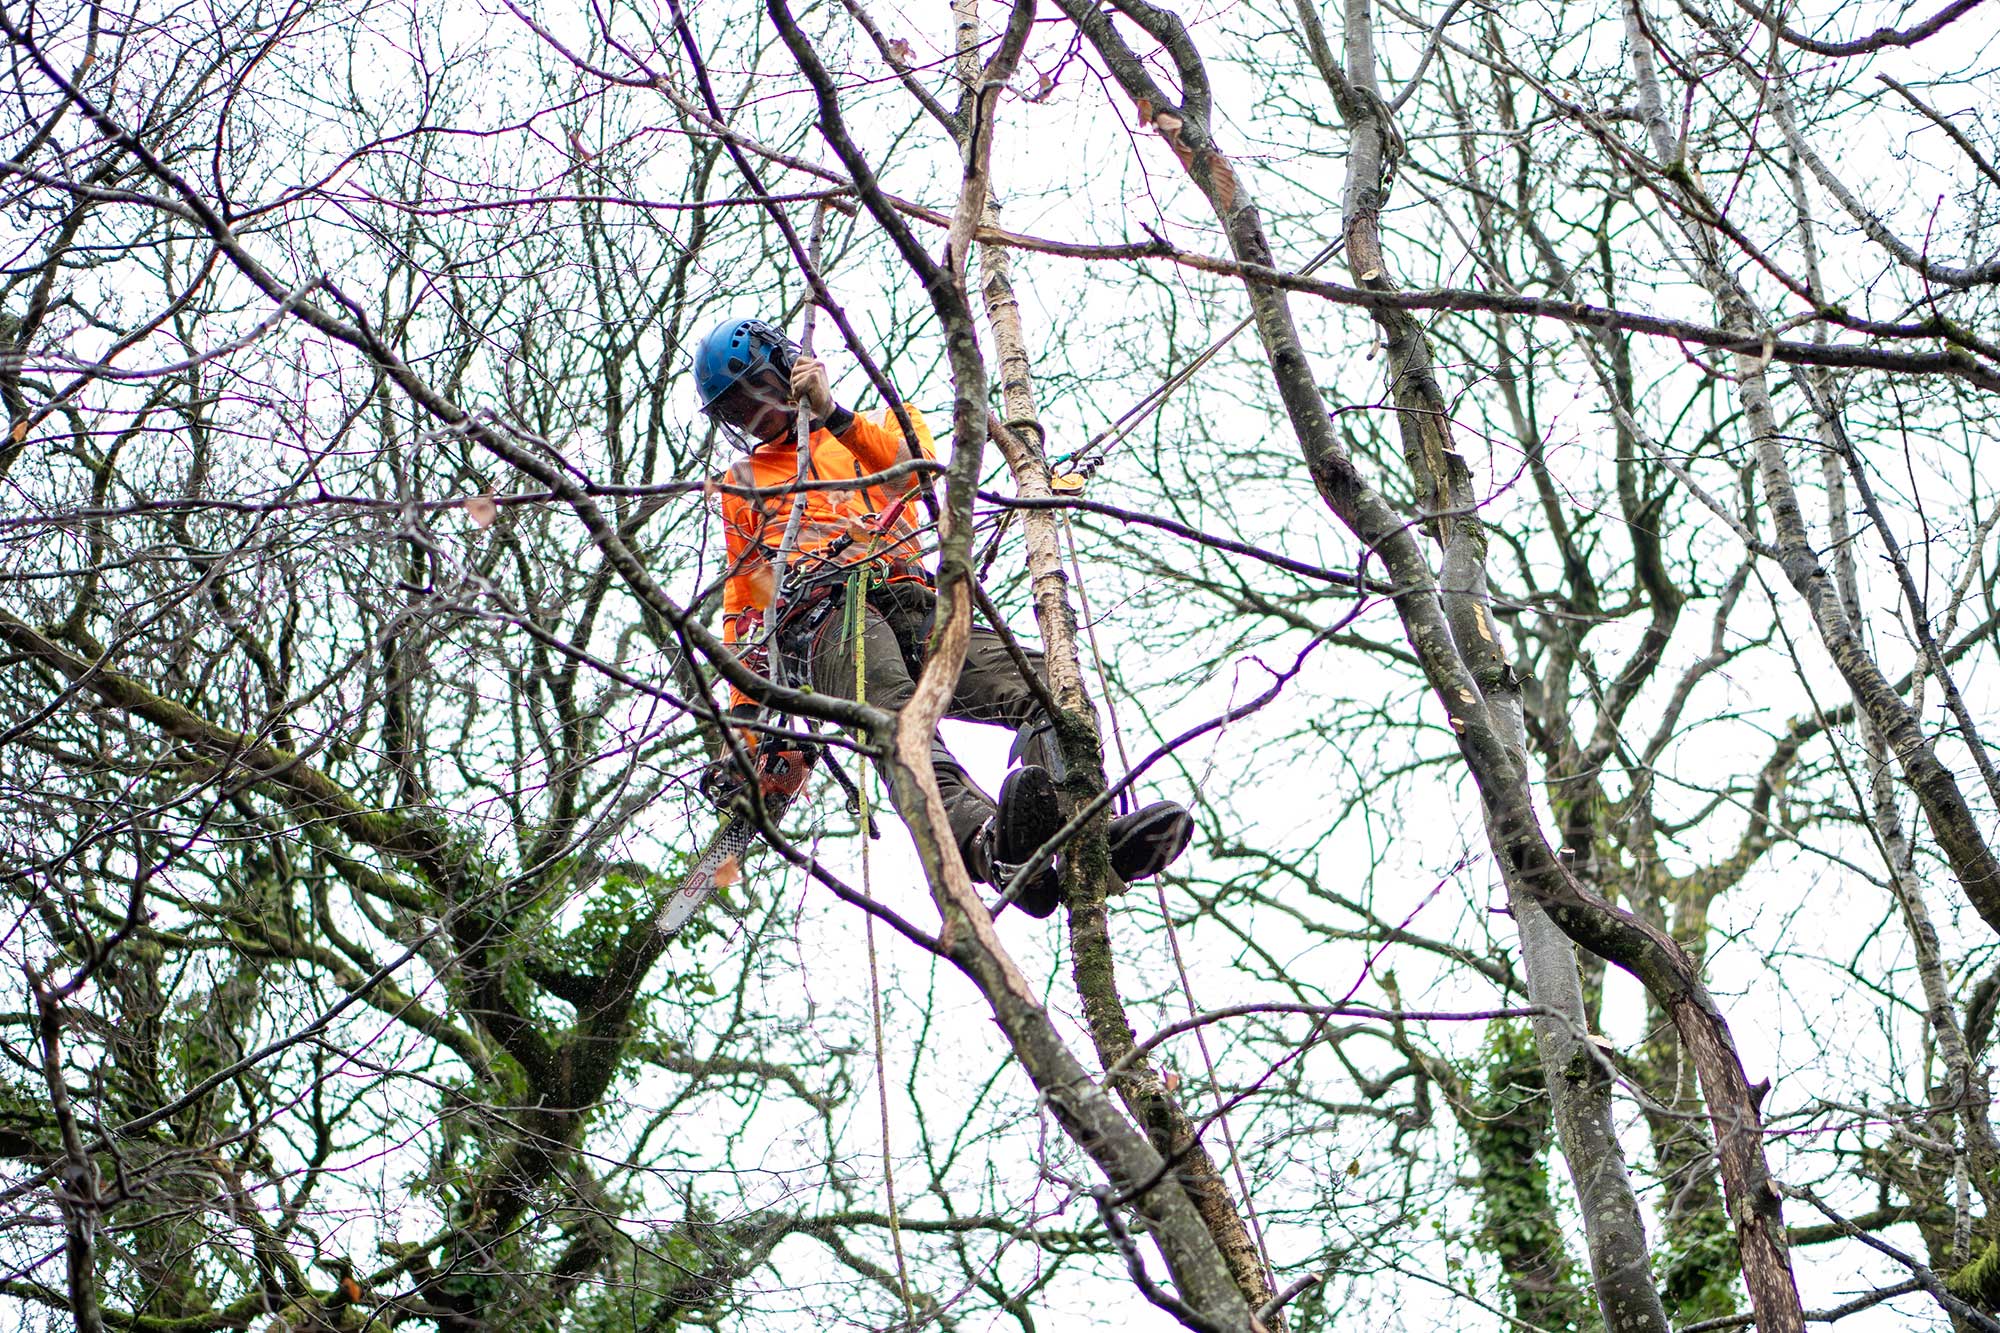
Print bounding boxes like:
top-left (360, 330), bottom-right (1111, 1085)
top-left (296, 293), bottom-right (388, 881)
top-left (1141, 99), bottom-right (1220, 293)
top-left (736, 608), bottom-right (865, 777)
top-left (1467, 1020), bottom-right (1597, 1333)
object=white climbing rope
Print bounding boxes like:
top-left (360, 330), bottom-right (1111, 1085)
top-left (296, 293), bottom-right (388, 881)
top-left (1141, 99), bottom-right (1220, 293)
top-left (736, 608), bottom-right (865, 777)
top-left (852, 570), bottom-right (916, 1324)
top-left (1061, 512), bottom-right (1281, 1299)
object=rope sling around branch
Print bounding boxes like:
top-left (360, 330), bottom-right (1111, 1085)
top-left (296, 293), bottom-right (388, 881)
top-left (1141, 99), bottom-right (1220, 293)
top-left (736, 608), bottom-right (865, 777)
top-left (1060, 234), bottom-right (1345, 477)
top-left (978, 233), bottom-right (1345, 581)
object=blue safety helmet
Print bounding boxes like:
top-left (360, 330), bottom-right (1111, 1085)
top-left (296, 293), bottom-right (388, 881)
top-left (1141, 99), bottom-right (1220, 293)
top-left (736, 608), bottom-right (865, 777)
top-left (694, 317), bottom-right (801, 449)
top-left (695, 317), bottom-right (798, 411)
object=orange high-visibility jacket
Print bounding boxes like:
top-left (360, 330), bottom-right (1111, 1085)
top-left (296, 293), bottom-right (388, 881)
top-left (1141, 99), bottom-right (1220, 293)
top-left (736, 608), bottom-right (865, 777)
top-left (715, 405), bottom-right (936, 705)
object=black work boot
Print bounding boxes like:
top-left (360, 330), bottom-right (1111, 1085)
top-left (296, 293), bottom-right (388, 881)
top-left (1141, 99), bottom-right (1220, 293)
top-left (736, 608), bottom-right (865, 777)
top-left (1107, 801), bottom-right (1194, 883)
top-left (969, 765), bottom-right (1064, 918)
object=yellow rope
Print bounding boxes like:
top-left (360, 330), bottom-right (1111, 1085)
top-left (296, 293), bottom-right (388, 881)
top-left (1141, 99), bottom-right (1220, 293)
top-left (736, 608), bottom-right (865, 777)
top-left (852, 568), bottom-right (915, 1324)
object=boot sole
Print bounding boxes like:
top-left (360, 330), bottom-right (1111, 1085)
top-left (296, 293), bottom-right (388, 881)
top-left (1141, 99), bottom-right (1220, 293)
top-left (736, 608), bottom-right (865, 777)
top-left (995, 766), bottom-right (1064, 916)
top-left (1110, 803), bottom-right (1195, 882)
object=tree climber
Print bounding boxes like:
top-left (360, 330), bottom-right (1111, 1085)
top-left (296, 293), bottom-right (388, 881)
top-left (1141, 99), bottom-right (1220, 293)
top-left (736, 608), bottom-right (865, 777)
top-left (695, 316), bottom-right (1193, 917)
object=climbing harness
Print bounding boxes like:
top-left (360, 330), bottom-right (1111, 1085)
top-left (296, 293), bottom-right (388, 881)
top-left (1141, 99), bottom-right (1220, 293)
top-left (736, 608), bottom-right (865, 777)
top-left (662, 455), bottom-right (931, 938)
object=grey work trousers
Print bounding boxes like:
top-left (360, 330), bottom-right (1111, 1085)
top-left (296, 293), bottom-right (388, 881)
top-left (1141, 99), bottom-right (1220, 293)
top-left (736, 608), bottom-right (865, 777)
top-left (804, 585), bottom-right (1055, 856)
